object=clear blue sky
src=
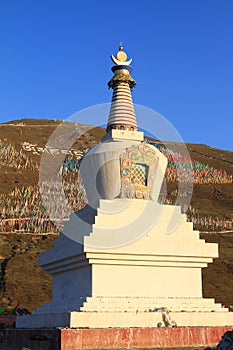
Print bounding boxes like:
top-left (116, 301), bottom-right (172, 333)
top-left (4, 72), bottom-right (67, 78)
top-left (0, 0), bottom-right (232, 150)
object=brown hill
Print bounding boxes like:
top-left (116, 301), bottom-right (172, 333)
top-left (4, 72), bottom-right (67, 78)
top-left (0, 118), bottom-right (232, 312)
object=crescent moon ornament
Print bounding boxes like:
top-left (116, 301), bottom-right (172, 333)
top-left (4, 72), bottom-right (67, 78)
top-left (111, 54), bottom-right (132, 66)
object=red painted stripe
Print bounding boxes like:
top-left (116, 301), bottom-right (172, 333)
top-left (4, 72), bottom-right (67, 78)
top-left (2, 326), bottom-right (233, 350)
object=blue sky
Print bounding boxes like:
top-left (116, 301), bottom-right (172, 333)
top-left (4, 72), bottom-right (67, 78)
top-left (0, 0), bottom-right (232, 150)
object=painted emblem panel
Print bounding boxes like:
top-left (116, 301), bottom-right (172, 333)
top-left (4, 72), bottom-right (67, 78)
top-left (120, 143), bottom-right (158, 199)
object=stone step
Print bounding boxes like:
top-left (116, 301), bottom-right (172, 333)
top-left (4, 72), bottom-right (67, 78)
top-left (80, 305), bottom-right (225, 312)
top-left (73, 310), bottom-right (233, 327)
top-left (81, 297), bottom-right (225, 313)
top-left (81, 307), bottom-right (227, 313)
top-left (96, 201), bottom-right (188, 228)
top-left (81, 300), bottom-right (225, 307)
top-left (17, 309), bottom-right (233, 328)
top-left (85, 296), bottom-right (220, 307)
top-left (94, 213), bottom-right (189, 228)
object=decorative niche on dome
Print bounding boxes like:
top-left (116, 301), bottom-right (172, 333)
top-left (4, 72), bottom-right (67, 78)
top-left (120, 143), bottom-right (158, 199)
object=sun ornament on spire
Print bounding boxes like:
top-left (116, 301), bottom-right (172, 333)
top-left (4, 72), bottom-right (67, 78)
top-left (110, 43), bottom-right (133, 66)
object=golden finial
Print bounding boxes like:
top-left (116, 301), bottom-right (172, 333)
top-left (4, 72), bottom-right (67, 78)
top-left (116, 42), bottom-right (127, 62)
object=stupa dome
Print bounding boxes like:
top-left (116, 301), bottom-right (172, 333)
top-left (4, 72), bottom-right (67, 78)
top-left (79, 45), bottom-right (167, 205)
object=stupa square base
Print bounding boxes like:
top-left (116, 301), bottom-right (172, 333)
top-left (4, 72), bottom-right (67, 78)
top-left (1, 326), bottom-right (233, 350)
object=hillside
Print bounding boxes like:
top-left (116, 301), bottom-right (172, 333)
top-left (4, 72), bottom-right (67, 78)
top-left (0, 118), bottom-right (232, 312)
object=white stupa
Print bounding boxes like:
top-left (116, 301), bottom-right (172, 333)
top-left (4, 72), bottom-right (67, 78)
top-left (17, 45), bottom-right (233, 328)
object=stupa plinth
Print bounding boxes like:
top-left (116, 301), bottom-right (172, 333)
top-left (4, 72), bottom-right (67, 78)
top-left (17, 46), bottom-right (233, 329)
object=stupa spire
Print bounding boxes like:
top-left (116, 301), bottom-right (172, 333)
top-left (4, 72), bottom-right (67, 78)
top-left (106, 44), bottom-right (138, 133)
